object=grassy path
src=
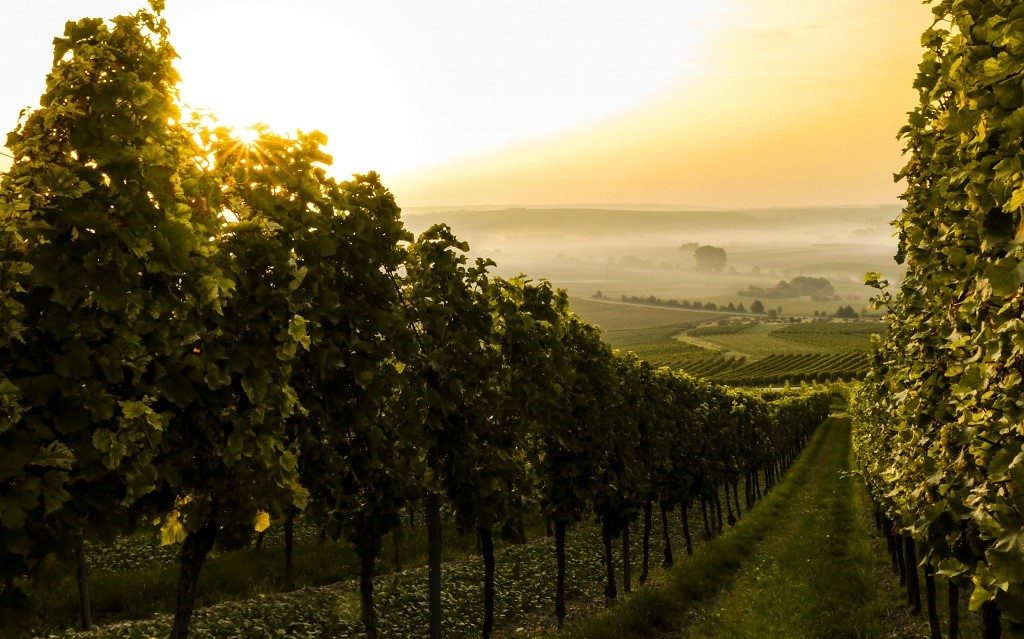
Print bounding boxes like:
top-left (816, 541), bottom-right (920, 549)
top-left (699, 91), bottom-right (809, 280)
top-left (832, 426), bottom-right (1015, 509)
top-left (558, 416), bottom-right (940, 639)
top-left (673, 415), bottom-right (924, 639)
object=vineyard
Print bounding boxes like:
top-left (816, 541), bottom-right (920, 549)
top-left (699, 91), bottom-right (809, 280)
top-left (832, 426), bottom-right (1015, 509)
top-left (674, 321), bottom-right (880, 384)
top-left (583, 308), bottom-right (882, 386)
top-left (0, 6), bottom-right (834, 639)
top-left (680, 351), bottom-right (870, 386)
top-left (850, 2), bottom-right (1024, 639)
top-left (4, 0), bottom-right (1023, 637)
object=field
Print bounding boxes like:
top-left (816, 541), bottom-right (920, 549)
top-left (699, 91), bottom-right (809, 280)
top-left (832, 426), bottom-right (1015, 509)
top-left (570, 296), bottom-right (881, 385)
top-left (403, 206), bottom-right (903, 319)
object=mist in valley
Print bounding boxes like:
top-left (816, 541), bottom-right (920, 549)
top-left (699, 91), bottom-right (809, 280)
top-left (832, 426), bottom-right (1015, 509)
top-left (402, 205), bottom-right (904, 318)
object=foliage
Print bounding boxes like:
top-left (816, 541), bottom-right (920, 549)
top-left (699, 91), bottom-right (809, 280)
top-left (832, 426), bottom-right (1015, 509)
top-left (851, 0), bottom-right (1024, 628)
top-left (0, 3), bottom-right (833, 637)
top-left (0, 182), bottom-right (71, 636)
top-left (738, 275), bottom-right (837, 301)
top-left (0, 7), bottom-right (214, 631)
top-left (617, 294), bottom-right (743, 313)
top-left (694, 246), bottom-right (727, 274)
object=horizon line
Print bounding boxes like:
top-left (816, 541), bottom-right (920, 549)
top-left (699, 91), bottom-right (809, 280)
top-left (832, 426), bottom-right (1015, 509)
top-left (401, 202), bottom-right (904, 212)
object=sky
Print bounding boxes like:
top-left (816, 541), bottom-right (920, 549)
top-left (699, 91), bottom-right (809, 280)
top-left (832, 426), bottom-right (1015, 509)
top-left (0, 1), bottom-right (932, 208)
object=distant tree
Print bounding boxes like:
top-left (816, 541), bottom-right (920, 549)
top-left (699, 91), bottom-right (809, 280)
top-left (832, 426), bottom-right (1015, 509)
top-left (592, 291), bottom-right (605, 299)
top-left (834, 305), bottom-right (859, 319)
top-left (693, 301), bottom-right (704, 310)
top-left (694, 246), bottom-right (728, 273)
top-left (767, 309), bottom-right (778, 319)
top-left (751, 265), bottom-right (762, 276)
top-left (678, 242), bottom-right (699, 253)
top-left (736, 302), bottom-right (747, 313)
top-left (727, 265), bottom-right (736, 274)
top-left (738, 275), bottom-right (835, 300)
top-left (751, 300), bottom-right (765, 314)
top-left (726, 302), bottom-right (736, 312)
top-left (705, 302), bottom-right (718, 311)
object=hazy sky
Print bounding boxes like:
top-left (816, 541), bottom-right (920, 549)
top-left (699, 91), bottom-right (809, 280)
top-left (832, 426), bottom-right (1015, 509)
top-left (0, 1), bottom-right (931, 208)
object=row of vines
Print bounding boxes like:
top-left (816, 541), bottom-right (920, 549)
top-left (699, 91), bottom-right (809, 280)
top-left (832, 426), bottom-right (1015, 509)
top-left (852, 1), bottom-right (1024, 638)
top-left (680, 352), bottom-right (868, 385)
top-left (0, 5), bottom-right (833, 639)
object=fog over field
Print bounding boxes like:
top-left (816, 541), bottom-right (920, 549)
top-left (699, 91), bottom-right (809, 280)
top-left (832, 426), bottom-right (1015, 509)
top-left (403, 205), bottom-right (903, 318)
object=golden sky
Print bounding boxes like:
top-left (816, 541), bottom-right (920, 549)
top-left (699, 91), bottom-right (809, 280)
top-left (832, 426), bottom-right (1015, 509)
top-left (0, 1), bottom-right (932, 208)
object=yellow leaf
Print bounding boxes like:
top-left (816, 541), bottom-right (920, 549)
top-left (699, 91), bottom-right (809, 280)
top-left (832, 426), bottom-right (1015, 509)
top-left (160, 511), bottom-right (186, 546)
top-left (254, 510), bottom-right (271, 533)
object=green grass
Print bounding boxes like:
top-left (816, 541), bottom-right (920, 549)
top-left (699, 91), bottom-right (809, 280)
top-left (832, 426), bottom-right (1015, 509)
top-left (555, 417), bottom-right (955, 639)
top-left (675, 416), bottom-right (886, 639)
top-left (551, 416), bottom-right (835, 639)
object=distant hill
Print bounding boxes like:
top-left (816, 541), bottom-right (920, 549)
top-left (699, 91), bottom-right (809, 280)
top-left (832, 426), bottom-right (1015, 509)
top-left (401, 205), bottom-right (901, 245)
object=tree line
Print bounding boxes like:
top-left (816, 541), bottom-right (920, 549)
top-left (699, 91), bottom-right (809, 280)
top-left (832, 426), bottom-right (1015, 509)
top-left (853, 2), bottom-right (1024, 638)
top-left (604, 293), bottom-right (749, 314)
top-left (0, 5), bottom-right (831, 638)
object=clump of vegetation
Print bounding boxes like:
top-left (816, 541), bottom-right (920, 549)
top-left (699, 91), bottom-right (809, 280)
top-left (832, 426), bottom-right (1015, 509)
top-left (739, 275), bottom-right (838, 301)
top-left (694, 245), bottom-right (728, 273)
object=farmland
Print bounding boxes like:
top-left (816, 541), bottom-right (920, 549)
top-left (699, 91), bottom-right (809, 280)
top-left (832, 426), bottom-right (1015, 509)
top-left (570, 296), bottom-right (881, 385)
top-left (403, 207), bottom-right (901, 319)
top-left (9, 0), bottom-right (1015, 637)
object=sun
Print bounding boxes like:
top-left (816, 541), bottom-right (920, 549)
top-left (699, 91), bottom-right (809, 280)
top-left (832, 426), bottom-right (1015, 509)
top-left (235, 127), bottom-right (260, 147)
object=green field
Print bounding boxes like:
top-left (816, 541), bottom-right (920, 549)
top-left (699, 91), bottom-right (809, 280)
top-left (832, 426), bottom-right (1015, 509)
top-left (570, 297), bottom-right (881, 385)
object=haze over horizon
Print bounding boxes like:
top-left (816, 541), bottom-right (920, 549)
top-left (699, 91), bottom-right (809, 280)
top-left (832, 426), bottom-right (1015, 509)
top-left (401, 202), bottom-right (904, 213)
top-left (1, 1), bottom-right (931, 209)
